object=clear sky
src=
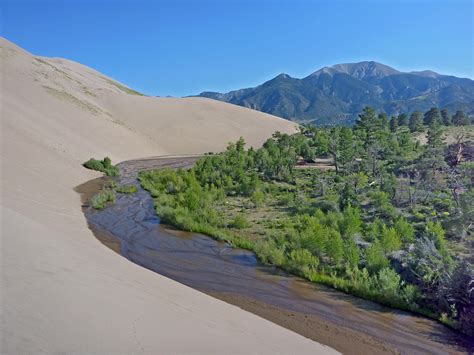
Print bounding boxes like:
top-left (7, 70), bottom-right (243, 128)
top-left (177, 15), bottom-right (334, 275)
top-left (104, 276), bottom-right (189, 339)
top-left (2, 0), bottom-right (473, 97)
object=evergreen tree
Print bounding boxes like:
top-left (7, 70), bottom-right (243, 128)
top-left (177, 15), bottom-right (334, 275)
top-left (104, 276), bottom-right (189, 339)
top-left (452, 110), bottom-right (469, 126)
top-left (378, 112), bottom-right (389, 131)
top-left (424, 107), bottom-right (441, 126)
top-left (339, 127), bottom-right (354, 170)
top-left (409, 111), bottom-right (424, 132)
top-left (397, 113), bottom-right (408, 126)
top-left (389, 116), bottom-right (398, 132)
top-left (354, 106), bottom-right (380, 152)
top-left (417, 123), bottom-right (447, 177)
top-left (441, 108), bottom-right (451, 126)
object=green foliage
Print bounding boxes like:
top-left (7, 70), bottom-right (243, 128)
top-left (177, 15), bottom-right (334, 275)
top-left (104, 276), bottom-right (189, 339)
top-left (325, 229), bottom-right (344, 265)
top-left (393, 218), bottom-right (415, 243)
top-left (288, 249), bottom-right (319, 277)
top-left (380, 226), bottom-right (402, 252)
top-left (370, 190), bottom-right (396, 219)
top-left (425, 221), bottom-right (448, 257)
top-left (83, 157), bottom-right (119, 176)
top-left (136, 106), bottom-right (472, 335)
top-left (409, 111), bottom-right (424, 132)
top-left (254, 239), bottom-right (287, 267)
top-left (91, 189), bottom-right (115, 210)
top-left (365, 241), bottom-right (390, 273)
top-left (232, 215), bottom-right (249, 229)
top-left (424, 107), bottom-right (441, 126)
top-left (441, 109), bottom-right (451, 126)
top-left (251, 189), bottom-right (265, 208)
top-left (452, 110), bottom-right (469, 126)
top-left (344, 236), bottom-right (360, 268)
top-left (116, 184), bottom-right (138, 194)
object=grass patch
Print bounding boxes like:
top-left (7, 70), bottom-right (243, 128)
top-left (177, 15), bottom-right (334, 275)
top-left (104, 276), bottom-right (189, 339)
top-left (116, 184), bottom-right (137, 194)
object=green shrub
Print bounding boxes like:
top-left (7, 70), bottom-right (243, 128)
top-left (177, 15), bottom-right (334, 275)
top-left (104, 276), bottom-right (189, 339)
top-left (83, 157), bottom-right (119, 176)
top-left (344, 236), bottom-right (360, 268)
top-left (232, 215), bottom-right (249, 229)
top-left (254, 239), bottom-right (287, 266)
top-left (251, 189), bottom-right (265, 208)
top-left (91, 189), bottom-right (115, 210)
top-left (365, 241), bottom-right (390, 273)
top-left (425, 221), bottom-right (448, 257)
top-left (393, 218), bottom-right (415, 243)
top-left (287, 249), bottom-right (319, 277)
top-left (380, 226), bottom-right (402, 252)
top-left (325, 229), bottom-right (344, 264)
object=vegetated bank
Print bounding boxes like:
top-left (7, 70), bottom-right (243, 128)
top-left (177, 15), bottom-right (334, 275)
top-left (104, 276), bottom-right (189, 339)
top-left (139, 106), bottom-right (473, 337)
top-left (83, 157), bottom-right (137, 209)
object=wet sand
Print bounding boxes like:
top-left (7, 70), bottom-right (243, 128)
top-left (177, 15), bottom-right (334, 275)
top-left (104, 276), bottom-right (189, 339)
top-left (79, 156), bottom-right (473, 355)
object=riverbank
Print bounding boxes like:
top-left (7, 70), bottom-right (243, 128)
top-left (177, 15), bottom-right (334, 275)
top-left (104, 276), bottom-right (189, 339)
top-left (81, 156), bottom-right (473, 355)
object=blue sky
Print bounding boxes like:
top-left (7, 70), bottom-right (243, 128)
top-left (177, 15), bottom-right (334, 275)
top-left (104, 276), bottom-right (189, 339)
top-left (2, 0), bottom-right (473, 97)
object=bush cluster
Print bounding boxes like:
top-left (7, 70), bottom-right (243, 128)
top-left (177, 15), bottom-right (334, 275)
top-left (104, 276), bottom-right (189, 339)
top-left (83, 157), bottom-right (119, 176)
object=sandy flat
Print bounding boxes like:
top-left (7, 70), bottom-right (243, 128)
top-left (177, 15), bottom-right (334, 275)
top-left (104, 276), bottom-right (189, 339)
top-left (0, 37), bottom-right (335, 354)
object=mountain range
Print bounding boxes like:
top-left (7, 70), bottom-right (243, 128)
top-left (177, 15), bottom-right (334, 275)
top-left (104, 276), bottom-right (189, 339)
top-left (196, 61), bottom-right (474, 125)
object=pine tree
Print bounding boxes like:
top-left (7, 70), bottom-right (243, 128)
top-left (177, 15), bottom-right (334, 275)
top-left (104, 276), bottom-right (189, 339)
top-left (417, 122), bottom-right (447, 174)
top-left (441, 108), bottom-right (451, 126)
top-left (424, 107), bottom-right (441, 126)
top-left (397, 113), bottom-right (408, 126)
top-left (378, 112), bottom-right (389, 130)
top-left (452, 110), bottom-right (469, 126)
top-left (389, 116), bottom-right (398, 132)
top-left (355, 106), bottom-right (380, 152)
top-left (409, 111), bottom-right (424, 132)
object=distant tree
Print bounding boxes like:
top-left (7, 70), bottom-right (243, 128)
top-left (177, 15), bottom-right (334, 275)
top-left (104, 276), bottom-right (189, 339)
top-left (378, 112), bottom-right (389, 130)
top-left (424, 107), bottom-right (441, 126)
top-left (417, 123), bottom-right (447, 176)
top-left (409, 111), bottom-right (424, 132)
top-left (397, 113), bottom-right (408, 126)
top-left (389, 116), bottom-right (398, 132)
top-left (441, 108), bottom-right (452, 126)
top-left (338, 127), bottom-right (355, 169)
top-left (328, 127), bottom-right (354, 174)
top-left (452, 110), bottom-right (469, 126)
top-left (355, 106), bottom-right (380, 152)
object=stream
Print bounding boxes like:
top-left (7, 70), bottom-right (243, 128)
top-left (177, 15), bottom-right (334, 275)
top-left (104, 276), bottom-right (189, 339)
top-left (78, 156), bottom-right (473, 355)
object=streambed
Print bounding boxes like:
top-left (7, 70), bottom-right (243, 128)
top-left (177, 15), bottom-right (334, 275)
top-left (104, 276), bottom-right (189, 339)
top-left (78, 156), bottom-right (473, 354)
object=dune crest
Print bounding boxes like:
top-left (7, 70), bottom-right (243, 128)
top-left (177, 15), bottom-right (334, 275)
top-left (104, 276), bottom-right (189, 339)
top-left (0, 37), bottom-right (334, 354)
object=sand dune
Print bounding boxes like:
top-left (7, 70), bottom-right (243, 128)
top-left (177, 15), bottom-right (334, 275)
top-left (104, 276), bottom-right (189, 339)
top-left (0, 37), bottom-right (334, 354)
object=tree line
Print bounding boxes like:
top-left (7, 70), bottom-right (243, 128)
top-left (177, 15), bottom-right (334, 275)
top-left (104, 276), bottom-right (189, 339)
top-left (139, 106), bottom-right (473, 336)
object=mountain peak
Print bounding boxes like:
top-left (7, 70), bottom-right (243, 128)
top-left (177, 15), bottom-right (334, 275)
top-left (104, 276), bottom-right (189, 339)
top-left (274, 73), bottom-right (292, 79)
top-left (309, 61), bottom-right (400, 79)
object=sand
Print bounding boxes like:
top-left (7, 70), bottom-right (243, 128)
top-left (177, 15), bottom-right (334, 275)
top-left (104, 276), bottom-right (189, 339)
top-left (0, 37), bottom-right (335, 354)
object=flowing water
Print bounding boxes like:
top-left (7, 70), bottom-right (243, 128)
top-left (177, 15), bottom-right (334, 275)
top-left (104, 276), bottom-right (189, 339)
top-left (78, 157), bottom-right (473, 355)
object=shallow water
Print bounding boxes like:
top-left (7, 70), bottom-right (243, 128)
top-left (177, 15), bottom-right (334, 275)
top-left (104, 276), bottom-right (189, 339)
top-left (81, 157), bottom-right (473, 354)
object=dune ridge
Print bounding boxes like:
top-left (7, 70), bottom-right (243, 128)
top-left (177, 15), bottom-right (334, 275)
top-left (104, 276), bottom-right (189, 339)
top-left (0, 37), bottom-right (335, 354)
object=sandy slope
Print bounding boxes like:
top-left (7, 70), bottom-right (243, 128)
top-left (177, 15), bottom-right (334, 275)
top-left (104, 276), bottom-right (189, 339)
top-left (0, 37), bottom-right (335, 354)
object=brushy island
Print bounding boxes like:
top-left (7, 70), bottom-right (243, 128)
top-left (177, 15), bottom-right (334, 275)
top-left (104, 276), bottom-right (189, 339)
top-left (139, 107), bottom-right (473, 336)
top-left (83, 157), bottom-right (136, 209)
